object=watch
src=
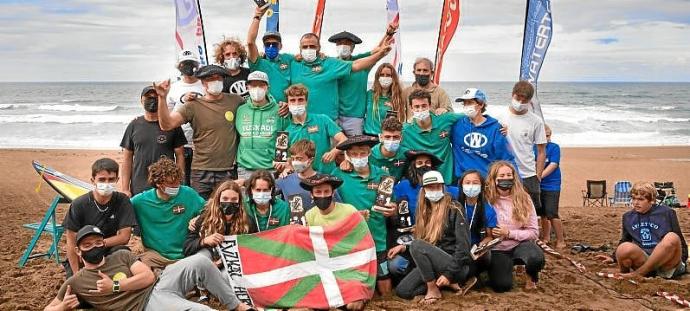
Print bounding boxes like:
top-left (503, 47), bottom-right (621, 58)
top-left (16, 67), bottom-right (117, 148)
top-left (112, 280), bottom-right (120, 293)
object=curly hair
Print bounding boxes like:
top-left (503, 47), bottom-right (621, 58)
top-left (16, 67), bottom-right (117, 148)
top-left (213, 37), bottom-right (247, 64)
top-left (147, 157), bottom-right (182, 187)
top-left (200, 180), bottom-right (250, 240)
top-left (381, 116), bottom-right (403, 133)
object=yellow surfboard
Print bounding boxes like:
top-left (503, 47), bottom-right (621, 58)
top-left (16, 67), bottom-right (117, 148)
top-left (32, 161), bottom-right (92, 202)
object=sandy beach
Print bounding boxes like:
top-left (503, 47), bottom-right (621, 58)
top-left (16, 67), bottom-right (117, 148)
top-left (1, 147), bottom-right (689, 310)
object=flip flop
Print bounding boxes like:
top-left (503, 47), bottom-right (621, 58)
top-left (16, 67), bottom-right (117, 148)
top-left (456, 276), bottom-right (477, 296)
top-left (418, 296), bottom-right (440, 305)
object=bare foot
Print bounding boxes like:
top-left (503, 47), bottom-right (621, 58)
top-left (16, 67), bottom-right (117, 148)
top-left (346, 300), bottom-right (365, 310)
top-left (555, 241), bottom-right (567, 250)
top-left (525, 279), bottom-right (537, 290)
top-left (420, 288), bottom-right (442, 305)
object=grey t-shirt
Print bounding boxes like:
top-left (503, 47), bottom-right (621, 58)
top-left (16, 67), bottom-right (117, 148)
top-left (503, 111), bottom-right (547, 178)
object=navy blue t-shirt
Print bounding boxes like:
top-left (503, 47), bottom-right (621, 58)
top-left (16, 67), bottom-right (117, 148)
top-left (620, 204), bottom-right (688, 263)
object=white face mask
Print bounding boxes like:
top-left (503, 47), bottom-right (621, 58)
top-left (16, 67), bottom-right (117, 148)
top-left (206, 80), bottom-right (224, 95)
top-left (463, 105), bottom-right (478, 118)
top-left (289, 104), bottom-right (306, 116)
top-left (378, 76), bottom-right (393, 88)
top-left (462, 184), bottom-right (481, 198)
top-left (164, 186), bottom-right (180, 197)
top-left (413, 109), bottom-right (430, 121)
top-left (224, 57), bottom-right (240, 70)
top-left (292, 160), bottom-right (309, 173)
top-left (382, 139), bottom-right (401, 152)
top-left (425, 190), bottom-right (444, 202)
top-left (347, 155), bottom-right (369, 171)
top-left (511, 98), bottom-right (527, 112)
top-left (301, 49), bottom-right (318, 62)
top-left (249, 87), bottom-right (267, 102)
top-left (336, 45), bottom-right (353, 58)
top-left (95, 182), bottom-right (116, 196)
top-left (253, 191), bottom-right (272, 205)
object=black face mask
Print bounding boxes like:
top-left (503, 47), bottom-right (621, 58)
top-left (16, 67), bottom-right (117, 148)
top-left (220, 202), bottom-right (241, 216)
top-left (415, 74), bottom-right (431, 87)
top-left (313, 196), bottom-right (333, 210)
top-left (81, 245), bottom-right (107, 264)
top-left (179, 61), bottom-right (198, 76)
top-left (416, 165), bottom-right (433, 178)
top-left (497, 179), bottom-right (514, 191)
top-left (143, 97), bottom-right (158, 113)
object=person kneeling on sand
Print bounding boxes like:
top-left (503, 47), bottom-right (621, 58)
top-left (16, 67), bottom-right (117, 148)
top-left (44, 225), bottom-right (252, 311)
top-left (596, 182), bottom-right (688, 279)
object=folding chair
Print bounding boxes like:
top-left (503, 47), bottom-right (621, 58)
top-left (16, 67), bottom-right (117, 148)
top-left (610, 180), bottom-right (632, 207)
top-left (582, 180), bottom-right (608, 207)
top-left (655, 181), bottom-right (680, 207)
top-left (18, 195), bottom-right (67, 268)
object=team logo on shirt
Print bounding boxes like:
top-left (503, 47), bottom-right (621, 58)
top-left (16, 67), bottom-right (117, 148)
top-left (113, 272), bottom-right (127, 282)
top-left (279, 63), bottom-right (288, 70)
top-left (243, 114), bottom-right (251, 122)
top-left (225, 111), bottom-right (235, 122)
top-left (393, 160), bottom-right (406, 167)
top-left (463, 132), bottom-right (488, 148)
top-left (157, 134), bottom-right (168, 144)
top-left (307, 126), bottom-right (319, 133)
top-left (311, 65), bottom-right (322, 73)
top-left (367, 182), bottom-right (379, 190)
top-left (230, 80), bottom-right (247, 96)
top-left (268, 217), bottom-right (280, 226)
top-left (439, 131), bottom-right (449, 138)
top-left (172, 205), bottom-right (185, 215)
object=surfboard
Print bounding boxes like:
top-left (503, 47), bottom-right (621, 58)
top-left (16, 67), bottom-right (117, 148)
top-left (32, 161), bottom-right (92, 202)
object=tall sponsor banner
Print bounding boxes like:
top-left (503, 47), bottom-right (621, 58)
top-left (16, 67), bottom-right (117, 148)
top-left (520, 0), bottom-right (552, 119)
top-left (217, 213), bottom-right (376, 309)
top-left (311, 0), bottom-right (326, 37)
top-left (174, 0), bottom-right (208, 65)
top-left (385, 0), bottom-right (402, 74)
top-left (266, 0), bottom-right (280, 32)
top-left (433, 0), bottom-right (461, 83)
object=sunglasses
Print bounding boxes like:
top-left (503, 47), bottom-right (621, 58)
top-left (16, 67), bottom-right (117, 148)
top-left (264, 42), bottom-right (279, 48)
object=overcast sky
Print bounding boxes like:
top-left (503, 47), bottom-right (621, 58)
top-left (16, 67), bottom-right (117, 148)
top-left (1, 0), bottom-right (689, 82)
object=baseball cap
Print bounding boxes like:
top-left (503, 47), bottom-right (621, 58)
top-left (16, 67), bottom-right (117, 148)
top-left (76, 225), bottom-right (105, 245)
top-left (178, 49), bottom-right (200, 64)
top-left (262, 31), bottom-right (282, 43)
top-left (140, 86), bottom-right (156, 97)
top-left (422, 171), bottom-right (445, 186)
top-left (455, 88), bottom-right (487, 103)
top-left (247, 71), bottom-right (269, 83)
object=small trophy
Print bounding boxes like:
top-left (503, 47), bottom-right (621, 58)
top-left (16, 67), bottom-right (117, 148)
top-left (274, 131), bottom-right (289, 163)
top-left (396, 200), bottom-right (413, 233)
top-left (288, 195), bottom-right (305, 225)
top-left (470, 238), bottom-right (502, 260)
top-left (373, 176), bottom-right (395, 211)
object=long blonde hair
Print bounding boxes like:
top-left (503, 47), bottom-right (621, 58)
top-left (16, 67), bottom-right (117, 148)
top-left (372, 63), bottom-right (405, 123)
top-left (484, 161), bottom-right (533, 226)
top-left (200, 181), bottom-right (249, 239)
top-left (414, 187), bottom-right (456, 244)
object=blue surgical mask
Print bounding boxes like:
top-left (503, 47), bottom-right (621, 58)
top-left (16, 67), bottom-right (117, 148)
top-left (253, 191), bottom-right (272, 205)
top-left (265, 45), bottom-right (279, 60)
top-left (382, 140), bottom-right (401, 152)
top-left (348, 156), bottom-right (369, 171)
top-left (462, 184), bottom-right (481, 198)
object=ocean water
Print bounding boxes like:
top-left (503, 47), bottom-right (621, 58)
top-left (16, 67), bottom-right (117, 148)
top-left (0, 82), bottom-right (688, 149)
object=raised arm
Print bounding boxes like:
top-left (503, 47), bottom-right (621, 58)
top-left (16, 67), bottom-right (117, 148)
top-left (154, 80), bottom-right (186, 131)
top-left (352, 42), bottom-right (392, 72)
top-left (247, 4), bottom-right (270, 63)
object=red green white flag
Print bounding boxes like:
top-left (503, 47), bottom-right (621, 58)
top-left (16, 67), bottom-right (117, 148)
top-left (217, 212), bottom-right (376, 309)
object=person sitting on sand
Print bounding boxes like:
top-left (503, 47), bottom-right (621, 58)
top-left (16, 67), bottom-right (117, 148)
top-left (243, 170), bottom-right (290, 232)
top-left (595, 181), bottom-right (688, 279)
top-left (43, 225), bottom-right (252, 311)
top-left (457, 169), bottom-right (498, 276)
top-left (484, 161), bottom-right (545, 292)
top-left (393, 170), bottom-right (473, 304)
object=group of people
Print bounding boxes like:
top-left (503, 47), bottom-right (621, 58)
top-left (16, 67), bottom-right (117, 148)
top-left (45, 4), bottom-right (687, 311)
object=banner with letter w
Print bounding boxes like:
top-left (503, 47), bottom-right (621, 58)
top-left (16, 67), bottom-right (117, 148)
top-left (520, 0), bottom-right (552, 118)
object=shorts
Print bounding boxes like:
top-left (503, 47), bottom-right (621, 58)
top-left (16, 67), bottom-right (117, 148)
top-left (376, 251), bottom-right (391, 280)
top-left (644, 252), bottom-right (687, 279)
top-left (237, 167), bottom-right (276, 181)
top-left (190, 169), bottom-right (233, 200)
top-left (338, 116), bottom-right (364, 137)
top-left (540, 190), bottom-right (560, 219)
top-left (522, 176), bottom-right (543, 216)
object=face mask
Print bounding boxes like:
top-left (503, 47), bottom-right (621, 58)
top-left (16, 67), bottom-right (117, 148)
top-left (511, 98), bottom-right (527, 112)
top-left (497, 179), bottom-right (514, 191)
top-left (95, 182), bottom-right (116, 196)
top-left (292, 160), bottom-right (309, 173)
top-left (249, 87), bottom-right (267, 102)
top-left (264, 45), bottom-right (279, 60)
top-left (81, 245), bottom-right (107, 264)
top-left (313, 196), bottom-right (333, 210)
top-left (336, 45), bottom-right (353, 58)
top-left (301, 49), bottom-right (318, 62)
top-left (349, 156), bottom-right (369, 171)
top-left (417, 165), bottom-right (432, 177)
top-left (462, 184), bottom-right (481, 198)
top-left (220, 202), bottom-right (240, 216)
top-left (206, 80), bottom-right (224, 95)
top-left (463, 105), bottom-right (478, 118)
top-left (378, 76), bottom-right (393, 88)
top-left (289, 104), bottom-right (306, 116)
top-left (253, 191), bottom-right (272, 205)
top-left (143, 97), bottom-right (158, 113)
top-left (425, 190), bottom-right (444, 202)
top-left (164, 186), bottom-right (180, 197)
top-left (382, 139), bottom-right (401, 152)
top-left (413, 109), bottom-right (430, 121)
top-left (224, 57), bottom-right (240, 70)
top-left (179, 61), bottom-right (198, 76)
top-left (415, 74), bottom-right (431, 87)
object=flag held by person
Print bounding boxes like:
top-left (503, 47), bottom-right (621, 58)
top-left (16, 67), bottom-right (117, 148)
top-left (265, 0), bottom-right (280, 32)
top-left (433, 0), bottom-right (461, 83)
top-left (385, 0), bottom-right (403, 74)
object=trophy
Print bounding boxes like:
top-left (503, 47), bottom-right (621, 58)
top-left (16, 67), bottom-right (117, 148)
top-left (274, 131), bottom-right (289, 163)
top-left (288, 195), bottom-right (305, 225)
top-left (373, 175), bottom-right (395, 212)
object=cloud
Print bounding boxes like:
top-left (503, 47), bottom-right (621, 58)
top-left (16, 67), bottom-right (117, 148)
top-left (594, 37), bottom-right (619, 45)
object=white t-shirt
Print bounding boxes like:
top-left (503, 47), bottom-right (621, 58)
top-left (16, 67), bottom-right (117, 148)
top-left (167, 79), bottom-right (204, 148)
top-left (503, 110), bottom-right (547, 178)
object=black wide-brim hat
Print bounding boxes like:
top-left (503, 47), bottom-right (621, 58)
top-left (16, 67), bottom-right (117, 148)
top-left (195, 65), bottom-right (229, 79)
top-left (404, 150), bottom-right (443, 167)
top-left (336, 135), bottom-right (379, 151)
top-left (327, 31), bottom-right (362, 44)
top-left (299, 174), bottom-right (344, 191)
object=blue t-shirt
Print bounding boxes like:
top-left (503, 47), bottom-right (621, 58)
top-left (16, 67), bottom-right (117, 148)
top-left (393, 179), bottom-right (459, 223)
top-left (275, 172), bottom-right (342, 211)
top-left (535, 142), bottom-right (561, 191)
top-left (464, 201), bottom-right (498, 245)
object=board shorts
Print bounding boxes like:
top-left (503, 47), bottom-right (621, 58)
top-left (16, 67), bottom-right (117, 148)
top-left (522, 176), bottom-right (543, 216)
top-left (540, 190), bottom-right (560, 219)
top-left (338, 116), bottom-right (364, 137)
top-left (377, 251), bottom-right (391, 280)
top-left (643, 252), bottom-right (687, 279)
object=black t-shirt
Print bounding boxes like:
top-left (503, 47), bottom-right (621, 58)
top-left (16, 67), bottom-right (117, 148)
top-left (120, 116), bottom-right (186, 195)
top-left (222, 67), bottom-right (250, 97)
top-left (63, 191), bottom-right (138, 237)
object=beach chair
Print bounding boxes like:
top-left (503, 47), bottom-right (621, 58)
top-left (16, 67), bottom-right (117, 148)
top-left (18, 195), bottom-right (66, 268)
top-left (655, 181), bottom-right (681, 207)
top-left (582, 180), bottom-right (608, 208)
top-left (610, 181), bottom-right (632, 207)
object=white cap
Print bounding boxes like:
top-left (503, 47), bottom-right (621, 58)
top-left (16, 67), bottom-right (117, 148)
top-left (178, 49), bottom-right (200, 64)
top-left (422, 171), bottom-right (444, 186)
top-left (455, 88), bottom-right (487, 103)
top-left (247, 71), bottom-right (269, 83)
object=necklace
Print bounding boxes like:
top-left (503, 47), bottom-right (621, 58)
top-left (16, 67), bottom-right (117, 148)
top-left (253, 205), bottom-right (273, 232)
top-left (93, 198), bottom-right (109, 213)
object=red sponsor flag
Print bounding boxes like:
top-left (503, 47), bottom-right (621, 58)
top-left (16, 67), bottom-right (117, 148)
top-left (433, 0), bottom-right (461, 83)
top-left (311, 0), bottom-right (327, 38)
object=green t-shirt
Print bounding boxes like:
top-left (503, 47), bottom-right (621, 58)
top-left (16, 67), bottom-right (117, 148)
top-left (285, 113), bottom-right (343, 173)
top-left (331, 165), bottom-right (388, 252)
top-left (305, 202), bottom-right (359, 227)
top-left (248, 53), bottom-right (294, 103)
top-left (131, 186), bottom-right (205, 260)
top-left (401, 113), bottom-right (463, 184)
top-left (244, 198), bottom-right (290, 232)
top-left (369, 143), bottom-right (408, 182)
top-left (290, 56), bottom-right (353, 120)
top-left (337, 52), bottom-right (371, 118)
top-left (363, 90), bottom-right (392, 135)
top-left (235, 95), bottom-right (289, 170)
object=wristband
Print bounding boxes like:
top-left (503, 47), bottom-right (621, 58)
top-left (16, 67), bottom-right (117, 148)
top-left (253, 16), bottom-right (261, 20)
top-left (112, 280), bottom-right (120, 293)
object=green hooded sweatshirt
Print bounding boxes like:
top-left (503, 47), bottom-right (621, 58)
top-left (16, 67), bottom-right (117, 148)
top-left (235, 94), bottom-right (288, 170)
